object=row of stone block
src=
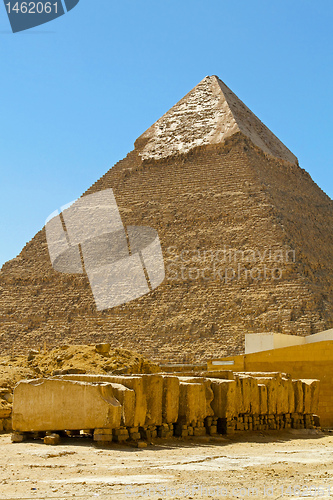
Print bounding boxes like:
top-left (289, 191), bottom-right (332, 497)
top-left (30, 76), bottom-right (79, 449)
top-left (11, 372), bottom-right (319, 435)
top-left (211, 374), bottom-right (319, 419)
top-left (12, 412), bottom-right (320, 444)
top-left (219, 413), bottom-right (319, 434)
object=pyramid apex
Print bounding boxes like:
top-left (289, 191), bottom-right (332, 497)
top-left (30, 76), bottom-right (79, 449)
top-left (135, 75), bottom-right (297, 165)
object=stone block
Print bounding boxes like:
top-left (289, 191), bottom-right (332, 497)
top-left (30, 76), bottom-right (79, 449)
top-left (178, 382), bottom-right (207, 424)
top-left (3, 418), bottom-right (12, 433)
top-left (193, 427), bottom-right (206, 436)
top-left (44, 433), bottom-right (60, 445)
top-left (137, 441), bottom-right (147, 448)
top-left (93, 428), bottom-right (113, 442)
top-left (94, 428), bottom-right (113, 435)
top-left (210, 379), bottom-right (238, 418)
top-left (255, 377), bottom-right (278, 414)
top-left (236, 376), bottom-right (260, 415)
top-left (161, 375), bottom-right (179, 424)
top-left (129, 432), bottom-right (141, 441)
top-left (95, 343), bottom-right (111, 354)
top-left (301, 379), bottom-right (319, 414)
top-left (276, 378), bottom-right (290, 415)
top-left (142, 374), bottom-right (163, 426)
top-left (282, 378), bottom-right (295, 414)
top-left (55, 374), bottom-right (147, 428)
top-left (109, 383), bottom-right (136, 428)
top-left (179, 377), bottom-right (214, 418)
top-left (11, 432), bottom-right (26, 443)
top-left (292, 379), bottom-right (304, 413)
top-left (258, 384), bottom-right (268, 414)
top-left (113, 427), bottom-right (129, 442)
top-left (237, 376), bottom-right (251, 414)
top-left (309, 380), bottom-right (320, 414)
top-left (12, 379), bottom-right (122, 432)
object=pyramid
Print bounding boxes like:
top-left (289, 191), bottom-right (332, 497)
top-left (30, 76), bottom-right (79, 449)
top-left (1, 75), bottom-right (332, 362)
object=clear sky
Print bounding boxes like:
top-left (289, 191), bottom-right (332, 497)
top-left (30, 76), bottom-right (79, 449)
top-left (0, 0), bottom-right (332, 267)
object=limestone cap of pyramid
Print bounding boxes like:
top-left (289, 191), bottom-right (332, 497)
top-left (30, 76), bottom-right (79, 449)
top-left (135, 75), bottom-right (297, 165)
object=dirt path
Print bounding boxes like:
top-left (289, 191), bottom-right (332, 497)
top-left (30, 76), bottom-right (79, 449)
top-left (0, 430), bottom-right (332, 499)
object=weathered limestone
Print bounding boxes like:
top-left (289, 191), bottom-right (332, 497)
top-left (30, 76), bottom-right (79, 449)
top-left (91, 375), bottom-right (147, 428)
top-left (258, 384), bottom-right (268, 415)
top-left (254, 376), bottom-right (279, 414)
top-left (293, 379), bottom-right (304, 413)
top-left (44, 433), bottom-right (60, 445)
top-left (12, 379), bottom-right (122, 432)
top-left (301, 379), bottom-right (320, 414)
top-left (178, 382), bottom-right (207, 424)
top-left (209, 379), bottom-right (238, 419)
top-left (178, 377), bottom-right (214, 419)
top-left (109, 383), bottom-right (136, 428)
top-left (10, 372), bottom-right (321, 442)
top-left (55, 374), bottom-right (147, 428)
top-left (142, 374), bottom-right (163, 426)
top-left (284, 378), bottom-right (295, 414)
top-left (276, 378), bottom-right (290, 415)
top-left (237, 376), bottom-right (260, 415)
top-left (310, 380), bottom-right (320, 414)
top-left (161, 375), bottom-right (179, 424)
top-left (95, 343), bottom-right (111, 355)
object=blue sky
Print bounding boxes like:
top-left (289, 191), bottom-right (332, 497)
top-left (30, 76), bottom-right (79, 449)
top-left (0, 0), bottom-right (332, 267)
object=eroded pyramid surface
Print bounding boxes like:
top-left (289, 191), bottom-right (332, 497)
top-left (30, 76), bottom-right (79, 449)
top-left (0, 76), bottom-right (332, 362)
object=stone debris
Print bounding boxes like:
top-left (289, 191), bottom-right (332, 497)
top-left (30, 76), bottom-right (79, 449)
top-left (11, 372), bottom-right (320, 445)
top-left (43, 433), bottom-right (60, 445)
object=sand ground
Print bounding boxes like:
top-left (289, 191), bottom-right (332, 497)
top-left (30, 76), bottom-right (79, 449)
top-left (0, 430), bottom-right (332, 500)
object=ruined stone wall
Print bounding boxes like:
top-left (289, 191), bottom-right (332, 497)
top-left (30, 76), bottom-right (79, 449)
top-left (10, 372), bottom-right (320, 442)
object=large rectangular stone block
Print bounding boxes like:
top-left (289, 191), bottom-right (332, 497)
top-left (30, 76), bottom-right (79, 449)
top-left (301, 379), bottom-right (320, 414)
top-left (237, 376), bottom-right (250, 414)
top-left (237, 376), bottom-right (259, 414)
top-left (309, 380), bottom-right (320, 414)
top-left (292, 379), bottom-right (304, 413)
top-left (12, 379), bottom-right (122, 432)
top-left (178, 382), bottom-right (207, 424)
top-left (276, 378), bottom-right (290, 415)
top-left (254, 377), bottom-right (278, 415)
top-left (258, 384), bottom-right (268, 414)
top-left (178, 377), bottom-right (214, 418)
top-left (142, 374), bottom-right (163, 426)
top-left (161, 375), bottom-right (179, 424)
top-left (283, 378), bottom-right (295, 414)
top-left (209, 379), bottom-right (238, 419)
top-left (56, 374), bottom-right (147, 427)
top-left (109, 383), bottom-right (136, 428)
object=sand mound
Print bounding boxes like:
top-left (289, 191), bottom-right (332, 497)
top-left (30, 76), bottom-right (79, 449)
top-left (0, 344), bottom-right (160, 393)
